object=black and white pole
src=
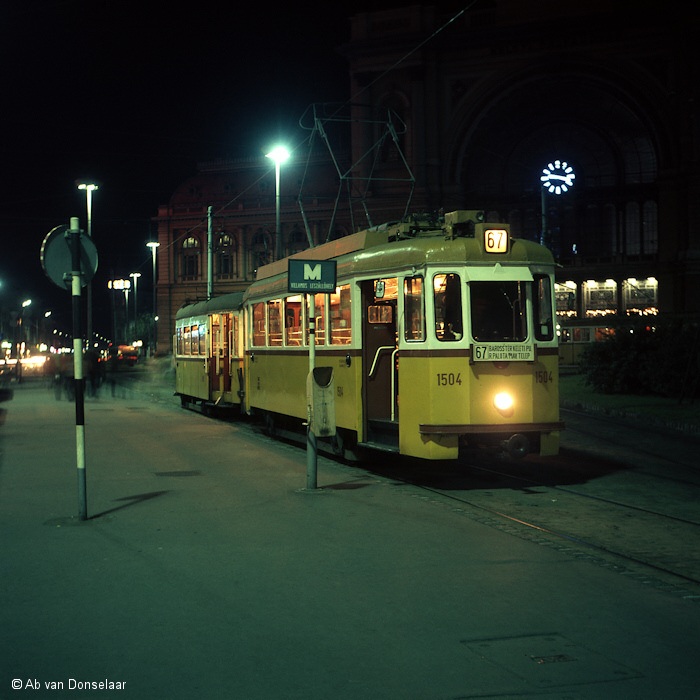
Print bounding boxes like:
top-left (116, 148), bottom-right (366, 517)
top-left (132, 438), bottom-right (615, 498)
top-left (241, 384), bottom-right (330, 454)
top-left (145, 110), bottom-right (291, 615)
top-left (306, 293), bottom-right (318, 490)
top-left (68, 216), bottom-right (88, 520)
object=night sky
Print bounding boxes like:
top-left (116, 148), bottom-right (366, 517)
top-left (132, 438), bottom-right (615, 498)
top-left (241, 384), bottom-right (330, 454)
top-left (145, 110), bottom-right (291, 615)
top-left (0, 0), bottom-right (377, 336)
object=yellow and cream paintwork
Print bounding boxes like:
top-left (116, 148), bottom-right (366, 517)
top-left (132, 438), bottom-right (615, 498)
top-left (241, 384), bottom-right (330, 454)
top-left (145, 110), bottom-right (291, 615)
top-left (175, 212), bottom-right (563, 460)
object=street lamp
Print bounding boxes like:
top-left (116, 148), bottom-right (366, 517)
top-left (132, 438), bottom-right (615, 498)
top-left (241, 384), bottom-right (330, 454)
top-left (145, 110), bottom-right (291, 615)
top-left (18, 299), bottom-right (32, 359)
top-left (146, 241), bottom-right (160, 355)
top-left (265, 145), bottom-right (290, 260)
top-left (129, 272), bottom-right (141, 338)
top-left (108, 279), bottom-right (130, 342)
top-left (77, 182), bottom-right (99, 347)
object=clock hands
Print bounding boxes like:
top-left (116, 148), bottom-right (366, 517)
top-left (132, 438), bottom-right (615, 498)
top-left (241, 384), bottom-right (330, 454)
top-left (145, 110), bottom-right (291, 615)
top-left (541, 160), bottom-right (575, 194)
top-left (543, 172), bottom-right (575, 185)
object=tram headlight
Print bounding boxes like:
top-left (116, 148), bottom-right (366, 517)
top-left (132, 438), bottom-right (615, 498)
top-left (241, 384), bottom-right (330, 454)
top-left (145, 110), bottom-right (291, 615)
top-left (493, 391), bottom-right (514, 415)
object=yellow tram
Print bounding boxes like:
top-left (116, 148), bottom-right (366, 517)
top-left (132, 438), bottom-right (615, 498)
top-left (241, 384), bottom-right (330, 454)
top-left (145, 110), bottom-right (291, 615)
top-left (175, 211), bottom-right (563, 460)
top-left (174, 292), bottom-right (245, 413)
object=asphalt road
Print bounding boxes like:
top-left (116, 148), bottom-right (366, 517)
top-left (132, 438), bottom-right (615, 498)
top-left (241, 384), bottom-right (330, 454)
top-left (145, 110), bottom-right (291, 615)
top-left (2, 372), bottom-right (699, 698)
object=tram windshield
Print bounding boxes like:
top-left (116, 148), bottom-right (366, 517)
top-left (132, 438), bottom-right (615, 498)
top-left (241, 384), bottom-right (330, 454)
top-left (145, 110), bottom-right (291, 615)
top-left (470, 281), bottom-right (527, 342)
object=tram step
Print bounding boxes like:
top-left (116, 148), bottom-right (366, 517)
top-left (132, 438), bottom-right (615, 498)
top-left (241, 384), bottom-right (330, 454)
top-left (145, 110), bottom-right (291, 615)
top-left (357, 440), bottom-right (399, 454)
top-left (366, 419), bottom-right (398, 448)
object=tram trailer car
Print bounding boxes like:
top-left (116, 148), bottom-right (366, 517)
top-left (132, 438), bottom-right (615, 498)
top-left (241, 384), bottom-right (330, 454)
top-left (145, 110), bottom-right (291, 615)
top-left (175, 292), bottom-right (245, 414)
top-left (238, 210), bottom-right (563, 460)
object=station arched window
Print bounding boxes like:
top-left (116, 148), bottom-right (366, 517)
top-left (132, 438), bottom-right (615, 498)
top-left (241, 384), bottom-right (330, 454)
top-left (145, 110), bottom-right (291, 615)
top-left (181, 236), bottom-right (201, 281)
top-left (251, 229), bottom-right (272, 272)
top-left (216, 233), bottom-right (238, 279)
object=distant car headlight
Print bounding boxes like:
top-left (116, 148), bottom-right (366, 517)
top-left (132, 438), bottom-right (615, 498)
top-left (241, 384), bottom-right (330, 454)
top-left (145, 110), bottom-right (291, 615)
top-left (493, 391), bottom-right (514, 414)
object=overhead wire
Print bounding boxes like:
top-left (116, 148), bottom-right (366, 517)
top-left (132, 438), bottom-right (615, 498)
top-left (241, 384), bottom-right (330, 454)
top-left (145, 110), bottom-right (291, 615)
top-left (164, 3), bottom-right (477, 258)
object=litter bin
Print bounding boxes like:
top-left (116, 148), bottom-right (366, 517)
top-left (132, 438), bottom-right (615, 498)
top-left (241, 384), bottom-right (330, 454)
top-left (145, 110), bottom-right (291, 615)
top-left (306, 366), bottom-right (336, 437)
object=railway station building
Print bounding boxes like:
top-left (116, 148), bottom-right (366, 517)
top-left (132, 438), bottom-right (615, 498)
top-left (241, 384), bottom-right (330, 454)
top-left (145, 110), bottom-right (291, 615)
top-left (152, 1), bottom-right (698, 354)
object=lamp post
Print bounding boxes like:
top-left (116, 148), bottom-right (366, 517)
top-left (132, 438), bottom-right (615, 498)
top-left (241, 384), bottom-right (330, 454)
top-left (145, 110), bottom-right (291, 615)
top-left (108, 279), bottom-right (130, 342)
top-left (265, 145), bottom-right (290, 260)
top-left (129, 272), bottom-right (141, 339)
top-left (77, 182), bottom-right (98, 348)
top-left (20, 299), bottom-right (31, 355)
top-left (146, 241), bottom-right (160, 355)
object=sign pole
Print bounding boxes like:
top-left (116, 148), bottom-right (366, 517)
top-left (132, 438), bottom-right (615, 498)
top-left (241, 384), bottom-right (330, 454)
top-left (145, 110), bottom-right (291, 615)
top-left (306, 293), bottom-right (317, 490)
top-left (67, 217), bottom-right (88, 521)
top-left (41, 219), bottom-right (98, 522)
top-left (288, 259), bottom-right (337, 492)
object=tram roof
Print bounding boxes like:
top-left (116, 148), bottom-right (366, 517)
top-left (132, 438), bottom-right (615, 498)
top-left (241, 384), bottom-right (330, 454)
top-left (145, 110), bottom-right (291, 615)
top-left (175, 291), bottom-right (244, 320)
top-left (245, 224), bottom-right (554, 302)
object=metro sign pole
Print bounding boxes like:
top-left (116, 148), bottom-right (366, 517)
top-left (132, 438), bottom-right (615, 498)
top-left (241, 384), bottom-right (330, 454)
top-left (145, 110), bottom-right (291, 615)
top-left (288, 259), bottom-right (337, 491)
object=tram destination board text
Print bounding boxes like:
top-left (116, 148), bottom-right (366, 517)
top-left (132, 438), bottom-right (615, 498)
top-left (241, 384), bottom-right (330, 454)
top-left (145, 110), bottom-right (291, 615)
top-left (472, 344), bottom-right (535, 362)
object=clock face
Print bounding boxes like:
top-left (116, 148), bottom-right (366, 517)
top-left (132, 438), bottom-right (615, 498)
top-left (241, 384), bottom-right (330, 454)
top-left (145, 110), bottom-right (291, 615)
top-left (541, 160), bottom-right (575, 194)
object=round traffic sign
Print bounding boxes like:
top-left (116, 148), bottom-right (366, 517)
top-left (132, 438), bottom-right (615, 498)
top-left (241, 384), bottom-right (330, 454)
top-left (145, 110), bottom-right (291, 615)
top-left (40, 225), bottom-right (98, 290)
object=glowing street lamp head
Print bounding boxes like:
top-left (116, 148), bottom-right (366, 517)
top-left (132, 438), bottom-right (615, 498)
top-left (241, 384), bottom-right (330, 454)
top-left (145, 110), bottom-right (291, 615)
top-left (77, 182), bottom-right (99, 192)
top-left (265, 145), bottom-right (290, 165)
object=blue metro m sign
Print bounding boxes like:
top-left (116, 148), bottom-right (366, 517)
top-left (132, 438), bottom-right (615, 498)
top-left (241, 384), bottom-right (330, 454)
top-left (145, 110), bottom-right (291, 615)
top-left (288, 259), bottom-right (337, 293)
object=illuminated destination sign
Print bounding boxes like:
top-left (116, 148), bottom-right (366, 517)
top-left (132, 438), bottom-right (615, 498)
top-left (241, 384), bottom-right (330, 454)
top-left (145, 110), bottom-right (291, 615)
top-left (288, 259), bottom-right (337, 293)
top-left (483, 228), bottom-right (509, 254)
top-left (472, 344), bottom-right (535, 362)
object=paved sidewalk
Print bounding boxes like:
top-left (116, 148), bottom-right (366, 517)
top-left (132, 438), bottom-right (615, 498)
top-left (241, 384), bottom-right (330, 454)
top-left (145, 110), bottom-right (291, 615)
top-left (1, 380), bottom-right (700, 699)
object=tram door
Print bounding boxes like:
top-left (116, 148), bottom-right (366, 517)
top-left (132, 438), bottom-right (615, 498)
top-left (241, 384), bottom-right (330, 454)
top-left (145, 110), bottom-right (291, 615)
top-left (361, 278), bottom-right (398, 443)
top-left (208, 313), bottom-right (232, 396)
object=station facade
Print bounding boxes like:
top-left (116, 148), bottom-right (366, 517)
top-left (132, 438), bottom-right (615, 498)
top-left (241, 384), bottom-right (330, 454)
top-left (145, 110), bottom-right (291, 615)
top-left (152, 1), bottom-right (699, 353)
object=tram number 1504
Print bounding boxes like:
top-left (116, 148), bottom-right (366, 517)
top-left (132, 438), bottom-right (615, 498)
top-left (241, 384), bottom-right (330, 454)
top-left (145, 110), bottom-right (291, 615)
top-left (437, 372), bottom-right (463, 386)
top-left (535, 370), bottom-right (553, 384)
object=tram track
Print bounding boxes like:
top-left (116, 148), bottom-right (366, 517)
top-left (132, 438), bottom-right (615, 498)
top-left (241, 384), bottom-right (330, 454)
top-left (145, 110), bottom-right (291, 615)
top-left (459, 462), bottom-right (700, 528)
top-left (361, 443), bottom-right (700, 595)
top-left (408, 477), bottom-right (700, 592)
top-left (231, 404), bottom-right (700, 592)
top-left (157, 371), bottom-right (700, 594)
top-left (560, 406), bottom-right (700, 478)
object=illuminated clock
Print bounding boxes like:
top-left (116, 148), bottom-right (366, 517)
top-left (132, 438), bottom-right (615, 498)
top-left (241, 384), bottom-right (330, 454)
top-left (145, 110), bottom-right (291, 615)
top-left (541, 160), bottom-right (575, 194)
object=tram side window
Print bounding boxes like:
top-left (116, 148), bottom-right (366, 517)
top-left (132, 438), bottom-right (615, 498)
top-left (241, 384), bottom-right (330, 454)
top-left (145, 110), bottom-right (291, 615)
top-left (285, 297), bottom-right (303, 345)
top-left (303, 294), bottom-right (326, 345)
top-left (176, 327), bottom-right (184, 355)
top-left (533, 275), bottom-right (554, 341)
top-left (404, 276), bottom-right (424, 341)
top-left (470, 281), bottom-right (527, 342)
top-left (434, 273), bottom-right (463, 341)
top-left (230, 315), bottom-right (238, 356)
top-left (191, 324), bottom-right (200, 355)
top-left (252, 303), bottom-right (266, 346)
top-left (267, 300), bottom-right (283, 346)
top-left (211, 316), bottom-right (221, 357)
top-left (199, 324), bottom-right (207, 355)
top-left (330, 284), bottom-right (352, 345)
top-left (313, 293), bottom-right (326, 345)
